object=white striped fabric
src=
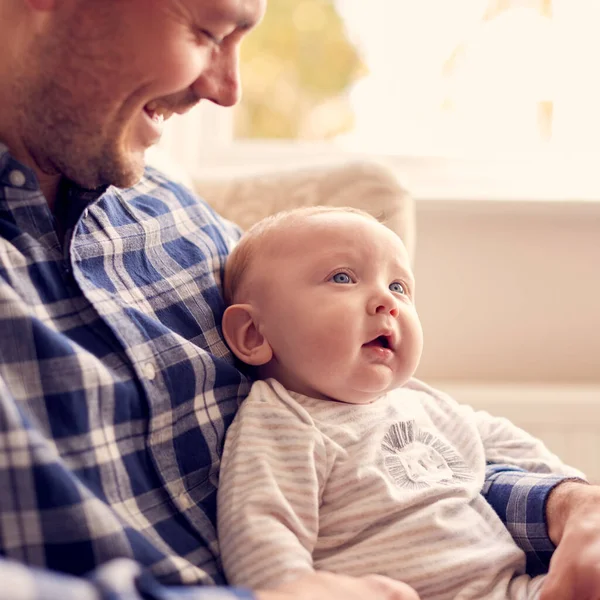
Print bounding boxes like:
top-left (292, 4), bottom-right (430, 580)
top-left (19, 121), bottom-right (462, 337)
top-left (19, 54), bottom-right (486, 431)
top-left (217, 378), bottom-right (583, 600)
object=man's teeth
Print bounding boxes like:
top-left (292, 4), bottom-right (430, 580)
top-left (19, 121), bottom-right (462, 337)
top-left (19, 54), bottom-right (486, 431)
top-left (146, 104), bottom-right (169, 124)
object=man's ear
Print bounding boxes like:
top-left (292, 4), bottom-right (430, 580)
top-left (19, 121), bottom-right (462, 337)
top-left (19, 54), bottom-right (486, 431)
top-left (222, 304), bottom-right (273, 366)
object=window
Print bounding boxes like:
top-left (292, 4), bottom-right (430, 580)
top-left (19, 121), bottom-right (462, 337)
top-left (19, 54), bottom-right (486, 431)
top-left (157, 0), bottom-right (600, 200)
top-left (230, 0), bottom-right (600, 157)
top-left (235, 0), bottom-right (364, 141)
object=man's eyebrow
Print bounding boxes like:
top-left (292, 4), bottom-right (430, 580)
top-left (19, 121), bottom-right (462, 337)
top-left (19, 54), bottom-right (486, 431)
top-left (238, 21), bottom-right (255, 32)
top-left (194, 16), bottom-right (256, 45)
top-left (236, 16), bottom-right (258, 31)
top-left (204, 2), bottom-right (263, 33)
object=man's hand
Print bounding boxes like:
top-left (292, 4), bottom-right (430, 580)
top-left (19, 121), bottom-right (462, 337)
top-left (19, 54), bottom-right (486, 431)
top-left (257, 571), bottom-right (420, 600)
top-left (540, 481), bottom-right (600, 600)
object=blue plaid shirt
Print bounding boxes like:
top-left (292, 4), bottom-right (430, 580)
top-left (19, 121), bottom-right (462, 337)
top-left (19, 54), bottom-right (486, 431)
top-left (0, 143), bottom-right (570, 599)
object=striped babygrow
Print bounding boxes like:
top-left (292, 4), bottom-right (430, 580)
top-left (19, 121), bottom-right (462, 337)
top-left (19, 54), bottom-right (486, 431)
top-left (218, 378), bottom-right (583, 600)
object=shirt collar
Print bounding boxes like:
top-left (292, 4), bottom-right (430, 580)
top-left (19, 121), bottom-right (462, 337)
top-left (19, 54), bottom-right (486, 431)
top-left (0, 141), bottom-right (115, 249)
top-left (0, 142), bottom-right (40, 191)
top-left (0, 141), bottom-right (110, 224)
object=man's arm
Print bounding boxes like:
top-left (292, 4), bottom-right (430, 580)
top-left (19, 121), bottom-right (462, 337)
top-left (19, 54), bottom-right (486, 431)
top-left (0, 556), bottom-right (252, 600)
top-left (483, 465), bottom-right (600, 600)
top-left (540, 481), bottom-right (600, 600)
top-left (0, 373), bottom-right (252, 600)
top-left (482, 464), bottom-right (582, 576)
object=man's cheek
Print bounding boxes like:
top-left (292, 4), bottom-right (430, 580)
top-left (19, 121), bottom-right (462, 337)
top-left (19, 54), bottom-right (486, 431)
top-left (149, 43), bottom-right (212, 96)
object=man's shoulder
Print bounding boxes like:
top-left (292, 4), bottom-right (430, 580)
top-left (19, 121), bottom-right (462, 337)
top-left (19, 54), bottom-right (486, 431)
top-left (101, 166), bottom-right (242, 243)
top-left (118, 165), bottom-right (203, 207)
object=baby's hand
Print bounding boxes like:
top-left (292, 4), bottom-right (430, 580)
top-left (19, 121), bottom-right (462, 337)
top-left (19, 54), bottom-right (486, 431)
top-left (257, 571), bottom-right (420, 600)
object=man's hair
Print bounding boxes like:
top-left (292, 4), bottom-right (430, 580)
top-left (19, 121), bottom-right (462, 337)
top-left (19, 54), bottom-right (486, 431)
top-left (223, 205), bottom-right (379, 305)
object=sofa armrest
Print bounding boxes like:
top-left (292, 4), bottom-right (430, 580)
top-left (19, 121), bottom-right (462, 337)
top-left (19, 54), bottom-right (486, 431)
top-left (193, 161), bottom-right (415, 259)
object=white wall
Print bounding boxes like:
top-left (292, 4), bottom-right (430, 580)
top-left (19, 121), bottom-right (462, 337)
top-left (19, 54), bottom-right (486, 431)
top-left (179, 142), bottom-right (600, 386)
top-left (152, 138), bottom-right (600, 477)
top-left (414, 198), bottom-right (600, 383)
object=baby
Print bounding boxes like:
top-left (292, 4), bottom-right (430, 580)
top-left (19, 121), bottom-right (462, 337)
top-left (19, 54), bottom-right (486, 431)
top-left (217, 206), bottom-right (582, 600)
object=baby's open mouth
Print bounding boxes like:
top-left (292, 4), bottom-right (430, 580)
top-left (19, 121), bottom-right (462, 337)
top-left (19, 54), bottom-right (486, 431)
top-left (363, 335), bottom-right (392, 350)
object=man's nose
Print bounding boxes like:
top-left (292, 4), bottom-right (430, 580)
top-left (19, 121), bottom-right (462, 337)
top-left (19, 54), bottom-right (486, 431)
top-left (192, 45), bottom-right (241, 108)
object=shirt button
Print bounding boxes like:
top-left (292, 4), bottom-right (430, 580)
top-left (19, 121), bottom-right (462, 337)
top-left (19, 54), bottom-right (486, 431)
top-left (9, 170), bottom-right (26, 187)
top-left (143, 362), bottom-right (156, 381)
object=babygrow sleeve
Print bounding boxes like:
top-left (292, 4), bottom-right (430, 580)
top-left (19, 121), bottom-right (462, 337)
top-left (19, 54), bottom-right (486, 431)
top-left (217, 381), bottom-right (326, 590)
top-left (470, 407), bottom-right (585, 479)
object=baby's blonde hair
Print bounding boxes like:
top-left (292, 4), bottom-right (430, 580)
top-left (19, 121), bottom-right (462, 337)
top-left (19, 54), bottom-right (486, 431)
top-left (224, 206), bottom-right (379, 305)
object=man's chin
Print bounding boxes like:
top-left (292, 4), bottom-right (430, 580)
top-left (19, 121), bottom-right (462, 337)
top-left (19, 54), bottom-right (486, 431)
top-left (96, 149), bottom-right (147, 190)
top-left (113, 164), bottom-right (146, 190)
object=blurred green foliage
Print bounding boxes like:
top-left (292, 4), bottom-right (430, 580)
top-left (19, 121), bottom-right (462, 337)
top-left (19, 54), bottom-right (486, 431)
top-left (236, 0), bottom-right (367, 140)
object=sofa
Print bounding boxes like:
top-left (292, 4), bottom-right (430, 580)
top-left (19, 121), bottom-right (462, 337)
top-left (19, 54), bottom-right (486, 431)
top-left (147, 148), bottom-right (416, 259)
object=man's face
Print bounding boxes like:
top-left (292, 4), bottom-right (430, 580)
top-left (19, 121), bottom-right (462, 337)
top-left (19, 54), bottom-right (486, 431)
top-left (249, 213), bottom-right (424, 404)
top-left (17, 0), bottom-right (265, 189)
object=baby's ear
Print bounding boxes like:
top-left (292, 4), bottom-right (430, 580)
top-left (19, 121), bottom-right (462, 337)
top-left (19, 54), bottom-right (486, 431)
top-left (222, 304), bottom-right (273, 366)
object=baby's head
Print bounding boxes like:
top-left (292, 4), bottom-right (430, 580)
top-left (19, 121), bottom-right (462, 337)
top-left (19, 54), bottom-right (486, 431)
top-left (222, 206), bottom-right (423, 404)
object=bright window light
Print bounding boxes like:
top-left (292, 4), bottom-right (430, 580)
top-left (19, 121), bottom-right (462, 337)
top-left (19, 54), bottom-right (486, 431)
top-left (231, 0), bottom-right (600, 158)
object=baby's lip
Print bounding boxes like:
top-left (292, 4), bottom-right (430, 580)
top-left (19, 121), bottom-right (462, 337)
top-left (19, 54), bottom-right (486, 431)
top-left (363, 331), bottom-right (396, 352)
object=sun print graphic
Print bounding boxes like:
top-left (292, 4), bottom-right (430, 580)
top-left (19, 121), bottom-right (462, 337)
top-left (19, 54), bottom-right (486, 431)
top-left (382, 421), bottom-right (474, 489)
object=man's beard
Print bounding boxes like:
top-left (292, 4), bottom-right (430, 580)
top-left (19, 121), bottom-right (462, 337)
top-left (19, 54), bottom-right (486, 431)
top-left (20, 94), bottom-right (145, 191)
top-left (15, 32), bottom-right (146, 191)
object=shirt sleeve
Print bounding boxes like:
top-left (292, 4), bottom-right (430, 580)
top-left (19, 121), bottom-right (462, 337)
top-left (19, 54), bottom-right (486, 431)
top-left (0, 556), bottom-right (254, 600)
top-left (217, 381), bottom-right (325, 590)
top-left (0, 373), bottom-right (253, 600)
top-left (471, 402), bottom-right (587, 575)
top-left (482, 463), bottom-right (585, 576)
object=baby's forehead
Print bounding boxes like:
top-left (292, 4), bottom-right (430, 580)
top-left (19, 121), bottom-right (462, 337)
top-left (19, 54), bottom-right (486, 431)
top-left (262, 213), bottom-right (409, 263)
top-left (268, 211), bottom-right (383, 240)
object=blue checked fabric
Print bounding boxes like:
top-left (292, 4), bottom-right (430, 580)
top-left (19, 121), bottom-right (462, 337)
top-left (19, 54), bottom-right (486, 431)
top-left (483, 464), bottom-right (573, 577)
top-left (0, 142), bottom-right (566, 599)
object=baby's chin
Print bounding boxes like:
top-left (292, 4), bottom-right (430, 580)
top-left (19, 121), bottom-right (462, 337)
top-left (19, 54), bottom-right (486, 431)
top-left (281, 373), bottom-right (403, 404)
top-left (322, 386), bottom-right (391, 405)
top-left (341, 376), bottom-right (413, 404)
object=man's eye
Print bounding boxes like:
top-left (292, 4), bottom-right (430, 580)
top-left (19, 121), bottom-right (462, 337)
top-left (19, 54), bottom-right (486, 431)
top-left (389, 282), bottom-right (405, 294)
top-left (331, 272), bottom-right (352, 284)
top-left (195, 27), bottom-right (223, 46)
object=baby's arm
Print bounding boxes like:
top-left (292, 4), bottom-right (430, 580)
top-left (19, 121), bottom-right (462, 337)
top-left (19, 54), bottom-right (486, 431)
top-left (406, 378), bottom-right (583, 477)
top-left (217, 382), bottom-right (326, 590)
top-left (470, 408), bottom-right (584, 477)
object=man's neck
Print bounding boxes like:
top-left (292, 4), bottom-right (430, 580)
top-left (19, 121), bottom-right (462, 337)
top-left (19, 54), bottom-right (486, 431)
top-left (0, 7), bottom-right (61, 209)
top-left (37, 171), bottom-right (61, 211)
top-left (0, 132), bottom-right (61, 210)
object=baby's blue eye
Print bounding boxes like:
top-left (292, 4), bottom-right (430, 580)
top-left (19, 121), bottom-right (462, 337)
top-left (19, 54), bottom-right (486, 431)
top-left (390, 282), bottom-right (405, 294)
top-left (332, 272), bottom-right (352, 284)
